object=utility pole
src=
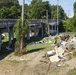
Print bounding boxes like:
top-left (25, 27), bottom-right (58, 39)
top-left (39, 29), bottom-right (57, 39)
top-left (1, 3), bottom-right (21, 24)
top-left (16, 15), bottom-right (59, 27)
top-left (68, 9), bottom-right (70, 18)
top-left (57, 0), bottom-right (59, 35)
top-left (20, 0), bottom-right (25, 50)
top-left (22, 0), bottom-right (25, 28)
top-left (46, 10), bottom-right (50, 36)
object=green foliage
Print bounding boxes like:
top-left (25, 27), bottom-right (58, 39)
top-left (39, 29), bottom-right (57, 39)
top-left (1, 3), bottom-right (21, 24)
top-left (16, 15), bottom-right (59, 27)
top-left (0, 7), bottom-right (10, 18)
top-left (63, 14), bottom-right (76, 32)
top-left (29, 0), bottom-right (67, 19)
top-left (0, 0), bottom-right (21, 19)
top-left (24, 4), bottom-right (30, 19)
top-left (0, 0), bottom-right (19, 8)
top-left (29, 1), bottom-right (51, 19)
top-left (14, 18), bottom-right (29, 55)
top-left (51, 5), bottom-right (67, 19)
top-left (74, 1), bottom-right (76, 15)
top-left (14, 18), bottom-right (28, 41)
top-left (31, 0), bottom-right (42, 4)
top-left (9, 6), bottom-right (21, 18)
top-left (0, 0), bottom-right (67, 19)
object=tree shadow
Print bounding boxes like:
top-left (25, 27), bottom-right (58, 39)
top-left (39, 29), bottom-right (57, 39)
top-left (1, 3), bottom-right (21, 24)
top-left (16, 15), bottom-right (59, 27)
top-left (0, 38), bottom-right (16, 60)
top-left (26, 37), bottom-right (42, 43)
top-left (25, 48), bottom-right (45, 54)
top-left (26, 36), bottom-right (47, 44)
top-left (0, 49), bottom-right (14, 60)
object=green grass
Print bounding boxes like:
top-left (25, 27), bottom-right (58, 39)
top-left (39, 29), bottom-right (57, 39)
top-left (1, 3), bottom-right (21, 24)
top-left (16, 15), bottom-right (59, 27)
top-left (0, 60), bottom-right (22, 64)
top-left (26, 37), bottom-right (54, 52)
top-left (2, 33), bottom-right (54, 54)
top-left (27, 36), bottom-right (53, 43)
top-left (26, 43), bottom-right (51, 50)
top-left (2, 33), bottom-right (9, 42)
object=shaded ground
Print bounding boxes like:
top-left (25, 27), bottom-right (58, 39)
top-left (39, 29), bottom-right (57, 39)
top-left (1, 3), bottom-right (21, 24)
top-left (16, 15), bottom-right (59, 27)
top-left (0, 46), bottom-right (76, 75)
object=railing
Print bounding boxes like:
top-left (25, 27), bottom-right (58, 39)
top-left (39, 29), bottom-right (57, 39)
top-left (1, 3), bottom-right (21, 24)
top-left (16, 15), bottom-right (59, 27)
top-left (0, 19), bottom-right (16, 28)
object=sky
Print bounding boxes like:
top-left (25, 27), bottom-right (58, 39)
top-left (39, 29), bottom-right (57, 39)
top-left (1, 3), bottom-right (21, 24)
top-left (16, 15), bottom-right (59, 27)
top-left (18, 0), bottom-right (76, 18)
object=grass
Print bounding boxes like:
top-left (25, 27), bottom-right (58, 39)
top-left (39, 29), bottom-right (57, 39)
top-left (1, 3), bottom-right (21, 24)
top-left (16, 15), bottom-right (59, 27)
top-left (0, 60), bottom-right (22, 64)
top-left (26, 36), bottom-right (54, 43)
top-left (26, 43), bottom-right (51, 51)
top-left (26, 37), bottom-right (54, 52)
top-left (66, 68), bottom-right (76, 75)
top-left (1, 33), bottom-right (54, 54)
top-left (0, 58), bottom-right (28, 64)
top-left (2, 33), bottom-right (9, 42)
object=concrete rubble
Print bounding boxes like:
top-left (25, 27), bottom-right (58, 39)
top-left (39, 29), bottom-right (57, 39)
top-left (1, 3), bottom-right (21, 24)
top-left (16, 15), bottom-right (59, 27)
top-left (48, 36), bottom-right (76, 63)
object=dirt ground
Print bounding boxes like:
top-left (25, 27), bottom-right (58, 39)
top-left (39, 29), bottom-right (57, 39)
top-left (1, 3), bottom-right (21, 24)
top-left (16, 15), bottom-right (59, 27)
top-left (0, 47), bottom-right (76, 75)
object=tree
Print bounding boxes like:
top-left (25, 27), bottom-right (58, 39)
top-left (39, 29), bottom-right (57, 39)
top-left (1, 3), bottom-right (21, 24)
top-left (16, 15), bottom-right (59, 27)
top-left (0, 7), bottom-right (10, 18)
top-left (9, 6), bottom-right (21, 18)
top-left (0, 0), bottom-right (21, 19)
top-left (63, 1), bottom-right (76, 32)
top-left (0, 0), bottom-right (19, 8)
top-left (51, 5), bottom-right (67, 20)
top-left (74, 1), bottom-right (76, 15)
top-left (24, 4), bottom-right (30, 19)
top-left (63, 14), bottom-right (76, 32)
top-left (29, 1), bottom-right (51, 19)
top-left (14, 18), bottom-right (28, 55)
top-left (31, 0), bottom-right (42, 4)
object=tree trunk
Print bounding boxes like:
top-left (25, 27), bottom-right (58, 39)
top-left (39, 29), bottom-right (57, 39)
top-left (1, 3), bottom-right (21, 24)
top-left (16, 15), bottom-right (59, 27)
top-left (20, 37), bottom-right (23, 50)
top-left (20, 35), bottom-right (25, 55)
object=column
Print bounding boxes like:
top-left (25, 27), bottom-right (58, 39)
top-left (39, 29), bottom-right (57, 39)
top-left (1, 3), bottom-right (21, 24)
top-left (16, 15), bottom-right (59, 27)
top-left (55, 25), bottom-right (56, 33)
top-left (11, 30), bottom-right (14, 41)
top-left (29, 30), bottom-right (32, 37)
top-left (27, 27), bottom-right (30, 40)
top-left (0, 33), bottom-right (2, 50)
top-left (52, 25), bottom-right (53, 30)
top-left (8, 28), bottom-right (14, 48)
top-left (8, 29), bottom-right (12, 45)
top-left (41, 24), bottom-right (43, 37)
top-left (34, 26), bottom-right (36, 37)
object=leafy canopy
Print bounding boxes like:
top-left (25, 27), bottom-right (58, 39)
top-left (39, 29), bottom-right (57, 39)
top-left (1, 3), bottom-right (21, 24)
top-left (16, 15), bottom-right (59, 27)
top-left (14, 18), bottom-right (29, 41)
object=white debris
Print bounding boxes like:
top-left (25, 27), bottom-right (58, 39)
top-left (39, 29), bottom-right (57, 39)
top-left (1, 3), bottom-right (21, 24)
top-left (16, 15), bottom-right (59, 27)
top-left (49, 47), bottom-right (64, 62)
top-left (47, 50), bottom-right (55, 56)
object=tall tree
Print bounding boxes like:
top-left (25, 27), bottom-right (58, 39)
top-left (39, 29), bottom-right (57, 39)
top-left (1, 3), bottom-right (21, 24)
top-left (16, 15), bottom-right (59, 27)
top-left (51, 5), bottom-right (67, 20)
top-left (0, 0), bottom-right (19, 8)
top-left (74, 1), bottom-right (76, 15)
top-left (29, 1), bottom-right (51, 19)
top-left (14, 0), bottom-right (29, 55)
top-left (0, 7), bottom-right (10, 18)
top-left (31, 0), bottom-right (42, 4)
top-left (9, 6), bottom-right (21, 18)
top-left (14, 18), bottom-right (28, 55)
top-left (63, 14), bottom-right (76, 32)
top-left (0, 0), bottom-right (21, 19)
top-left (24, 4), bottom-right (30, 19)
